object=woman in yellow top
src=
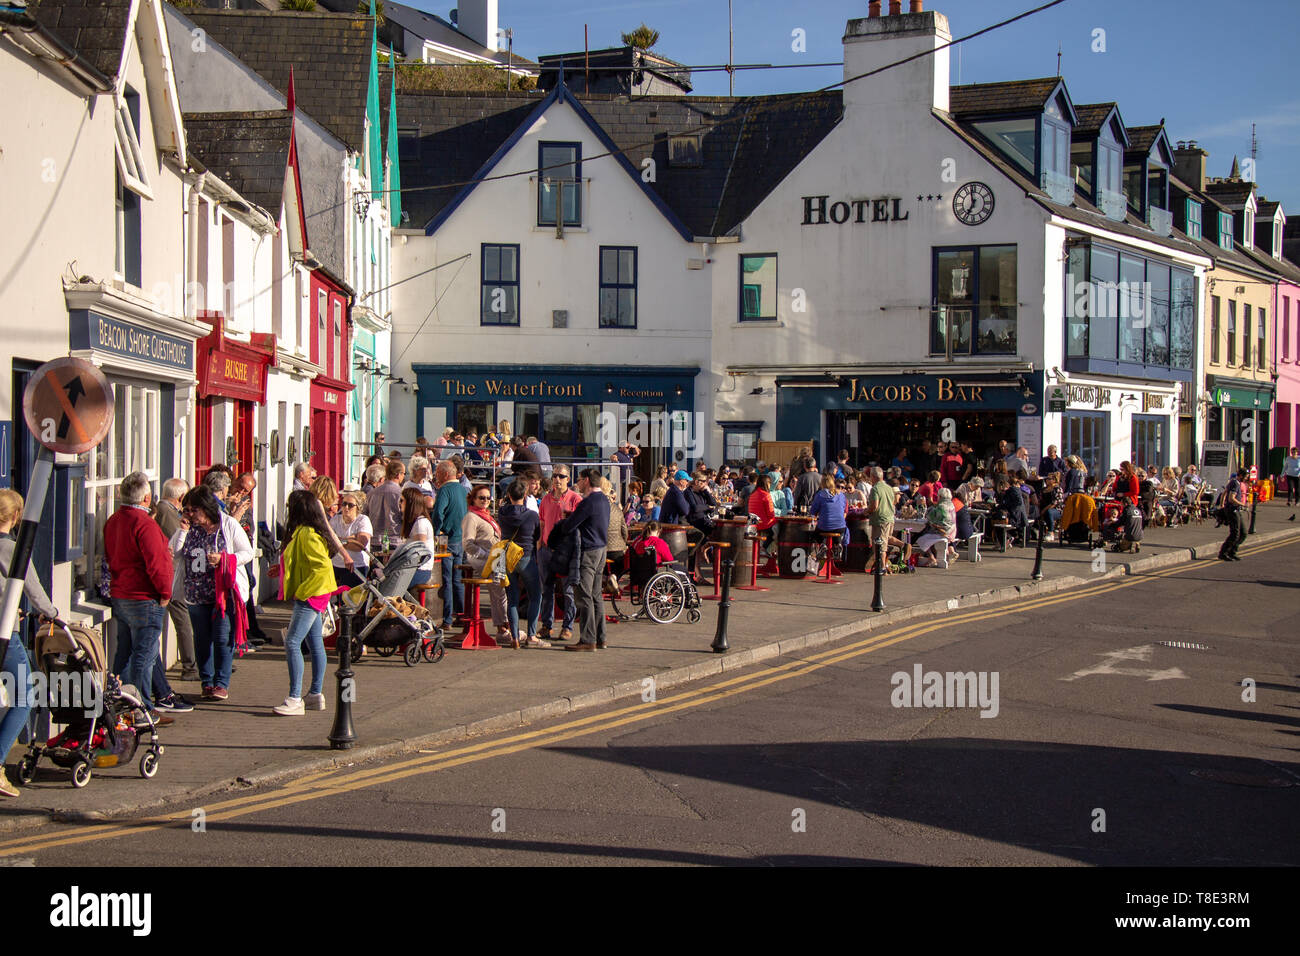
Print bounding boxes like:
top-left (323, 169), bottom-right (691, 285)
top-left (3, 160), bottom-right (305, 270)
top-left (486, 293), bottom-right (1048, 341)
top-left (273, 490), bottom-right (342, 716)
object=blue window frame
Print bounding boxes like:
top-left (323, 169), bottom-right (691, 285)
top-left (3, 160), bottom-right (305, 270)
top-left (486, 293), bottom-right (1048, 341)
top-left (599, 246), bottom-right (637, 329)
top-left (480, 243), bottom-right (520, 326)
top-left (538, 141), bottom-right (581, 227)
top-left (1063, 410), bottom-right (1108, 477)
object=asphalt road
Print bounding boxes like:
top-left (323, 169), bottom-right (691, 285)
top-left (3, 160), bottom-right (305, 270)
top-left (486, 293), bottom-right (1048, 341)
top-left (6, 537), bottom-right (1299, 867)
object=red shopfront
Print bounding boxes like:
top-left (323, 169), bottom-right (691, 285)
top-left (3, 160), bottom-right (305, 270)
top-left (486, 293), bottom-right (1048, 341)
top-left (309, 268), bottom-right (352, 483)
top-left (309, 375), bottom-right (352, 482)
top-left (195, 312), bottom-right (276, 478)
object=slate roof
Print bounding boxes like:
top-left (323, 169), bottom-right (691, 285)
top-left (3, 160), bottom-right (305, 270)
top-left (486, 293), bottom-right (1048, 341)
top-left (947, 77), bottom-right (1061, 116)
top-left (1256, 198), bottom-right (1281, 217)
top-left (395, 88), bottom-right (843, 237)
top-left (323, 0), bottom-right (539, 69)
top-left (183, 9), bottom-right (372, 153)
top-left (26, 0), bottom-right (132, 80)
top-left (1204, 180), bottom-right (1255, 206)
top-left (1072, 102), bottom-right (1116, 133)
top-left (934, 109), bottom-right (1208, 262)
top-left (184, 110), bottom-right (293, 216)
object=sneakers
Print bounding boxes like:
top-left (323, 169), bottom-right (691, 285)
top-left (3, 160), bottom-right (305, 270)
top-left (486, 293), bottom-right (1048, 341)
top-left (304, 692), bottom-right (327, 711)
top-left (273, 697), bottom-right (305, 716)
top-left (210, 687), bottom-right (229, 701)
top-left (0, 772), bottom-right (19, 798)
top-left (155, 693), bottom-right (194, 713)
top-left (201, 685), bottom-right (214, 699)
top-left (136, 711), bottom-right (175, 728)
top-left (559, 627), bottom-right (574, 641)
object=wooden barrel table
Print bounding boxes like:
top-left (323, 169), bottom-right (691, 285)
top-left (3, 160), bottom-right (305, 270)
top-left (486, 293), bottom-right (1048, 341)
top-left (709, 518), bottom-right (750, 585)
top-left (843, 512), bottom-right (873, 572)
top-left (774, 515), bottom-right (816, 578)
top-left (657, 524), bottom-right (694, 567)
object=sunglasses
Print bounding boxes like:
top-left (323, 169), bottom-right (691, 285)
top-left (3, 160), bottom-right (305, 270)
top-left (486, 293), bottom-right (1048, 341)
top-left (473, 495), bottom-right (490, 501)
top-left (555, 474), bottom-right (569, 480)
top-left (341, 501), bottom-right (358, 509)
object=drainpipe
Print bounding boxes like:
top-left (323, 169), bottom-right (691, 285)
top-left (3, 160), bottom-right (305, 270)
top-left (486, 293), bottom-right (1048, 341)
top-left (186, 172), bottom-right (206, 322)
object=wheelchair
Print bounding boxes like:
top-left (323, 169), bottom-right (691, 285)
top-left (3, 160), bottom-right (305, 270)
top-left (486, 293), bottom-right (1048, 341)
top-left (612, 549), bottom-right (703, 625)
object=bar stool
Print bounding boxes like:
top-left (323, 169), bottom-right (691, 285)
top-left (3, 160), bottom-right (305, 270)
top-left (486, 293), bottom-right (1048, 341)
top-left (412, 583), bottom-right (439, 608)
top-left (813, 530), bottom-right (844, 584)
top-left (701, 541), bottom-right (731, 601)
top-left (735, 536), bottom-right (770, 592)
top-left (454, 574), bottom-right (498, 649)
top-left (603, 556), bottom-right (623, 624)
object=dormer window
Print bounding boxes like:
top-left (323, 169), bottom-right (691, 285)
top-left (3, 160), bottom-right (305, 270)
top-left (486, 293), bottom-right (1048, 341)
top-left (1242, 205), bottom-right (1254, 250)
top-left (1185, 199), bottom-right (1202, 240)
top-left (1041, 92), bottom-right (1073, 203)
top-left (970, 117), bottom-right (1036, 175)
top-left (1274, 221), bottom-right (1283, 259)
top-left (1094, 117), bottom-right (1125, 220)
top-left (1218, 212), bottom-right (1233, 251)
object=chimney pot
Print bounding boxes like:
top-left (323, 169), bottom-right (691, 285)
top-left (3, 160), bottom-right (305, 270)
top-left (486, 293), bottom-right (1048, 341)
top-left (868, 0), bottom-right (881, 15)
top-left (910, 0), bottom-right (923, 10)
top-left (889, 0), bottom-right (902, 13)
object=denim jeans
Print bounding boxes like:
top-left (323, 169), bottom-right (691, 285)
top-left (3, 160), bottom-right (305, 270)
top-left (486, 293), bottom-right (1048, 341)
top-left (537, 545), bottom-right (575, 630)
top-left (0, 634), bottom-right (33, 758)
top-left (505, 553), bottom-right (542, 639)
top-left (440, 542), bottom-right (464, 628)
top-left (284, 600), bottom-right (326, 699)
top-left (189, 601), bottom-right (237, 690)
top-left (111, 598), bottom-right (165, 711)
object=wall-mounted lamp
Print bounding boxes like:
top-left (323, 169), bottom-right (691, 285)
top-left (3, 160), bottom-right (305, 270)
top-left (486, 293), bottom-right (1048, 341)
top-left (605, 382), bottom-right (614, 395)
top-left (287, 436), bottom-right (297, 466)
top-left (225, 436), bottom-right (239, 468)
top-left (674, 384), bottom-right (684, 397)
top-left (270, 429), bottom-right (281, 464)
top-left (253, 441), bottom-right (267, 471)
top-left (749, 387), bottom-right (764, 395)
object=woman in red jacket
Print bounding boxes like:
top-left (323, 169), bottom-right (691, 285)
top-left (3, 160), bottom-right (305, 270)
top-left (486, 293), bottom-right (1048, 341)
top-left (748, 474), bottom-right (778, 555)
top-left (1113, 461), bottom-right (1140, 509)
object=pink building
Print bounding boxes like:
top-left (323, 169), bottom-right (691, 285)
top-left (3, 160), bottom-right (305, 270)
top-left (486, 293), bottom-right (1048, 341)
top-left (1247, 199), bottom-right (1300, 477)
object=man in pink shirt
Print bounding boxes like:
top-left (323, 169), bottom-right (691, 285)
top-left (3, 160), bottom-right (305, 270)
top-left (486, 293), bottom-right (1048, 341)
top-left (536, 466), bottom-right (583, 640)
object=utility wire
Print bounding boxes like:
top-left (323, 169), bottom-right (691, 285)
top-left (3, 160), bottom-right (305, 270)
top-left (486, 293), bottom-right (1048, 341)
top-left (305, 0), bottom-right (1070, 220)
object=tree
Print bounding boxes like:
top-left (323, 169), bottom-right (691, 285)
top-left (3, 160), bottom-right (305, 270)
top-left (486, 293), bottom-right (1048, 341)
top-left (280, 0), bottom-right (317, 9)
top-left (358, 0), bottom-right (385, 27)
top-left (621, 23), bottom-right (659, 50)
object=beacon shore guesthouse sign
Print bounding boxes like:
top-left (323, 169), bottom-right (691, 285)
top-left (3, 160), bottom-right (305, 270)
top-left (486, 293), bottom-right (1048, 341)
top-left (69, 310), bottom-right (192, 373)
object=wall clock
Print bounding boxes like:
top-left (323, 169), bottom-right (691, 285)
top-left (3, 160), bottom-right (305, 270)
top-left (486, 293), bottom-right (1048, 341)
top-left (953, 182), bottom-right (994, 225)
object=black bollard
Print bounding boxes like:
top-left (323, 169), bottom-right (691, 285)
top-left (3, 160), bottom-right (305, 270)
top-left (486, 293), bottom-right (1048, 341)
top-left (1031, 517), bottom-right (1045, 581)
top-left (711, 555), bottom-right (734, 653)
top-left (870, 536), bottom-right (886, 612)
top-left (328, 606), bottom-right (357, 750)
top-left (1248, 494), bottom-right (1258, 535)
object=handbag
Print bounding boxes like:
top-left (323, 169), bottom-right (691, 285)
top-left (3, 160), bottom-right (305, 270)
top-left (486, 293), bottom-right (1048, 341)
top-left (503, 529), bottom-right (524, 573)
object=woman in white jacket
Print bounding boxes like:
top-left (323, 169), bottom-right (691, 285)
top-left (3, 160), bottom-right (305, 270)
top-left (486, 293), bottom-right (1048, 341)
top-left (169, 485), bottom-right (253, 701)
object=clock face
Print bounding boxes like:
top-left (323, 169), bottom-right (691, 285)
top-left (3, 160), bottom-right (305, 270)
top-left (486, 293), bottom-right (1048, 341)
top-left (953, 182), bottom-right (995, 225)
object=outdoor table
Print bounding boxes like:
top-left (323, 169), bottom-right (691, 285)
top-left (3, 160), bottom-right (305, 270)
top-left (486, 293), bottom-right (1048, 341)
top-left (843, 512), bottom-right (873, 572)
top-left (709, 518), bottom-right (750, 586)
top-left (774, 515), bottom-right (816, 578)
top-left (656, 524), bottom-right (694, 567)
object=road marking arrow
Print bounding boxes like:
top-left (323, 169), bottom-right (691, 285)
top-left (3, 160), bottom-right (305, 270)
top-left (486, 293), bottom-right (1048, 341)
top-left (1060, 644), bottom-right (1188, 682)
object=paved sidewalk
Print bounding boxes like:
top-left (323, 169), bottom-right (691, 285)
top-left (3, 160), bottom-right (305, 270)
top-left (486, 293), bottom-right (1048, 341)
top-left (3, 501), bottom-right (1297, 829)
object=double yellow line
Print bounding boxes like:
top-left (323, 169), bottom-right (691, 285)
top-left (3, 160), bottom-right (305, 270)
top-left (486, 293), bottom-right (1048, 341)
top-left (1, 536), bottom-right (1291, 858)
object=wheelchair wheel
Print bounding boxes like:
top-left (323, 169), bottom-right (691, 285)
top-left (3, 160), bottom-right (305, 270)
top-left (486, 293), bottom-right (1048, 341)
top-left (686, 608), bottom-right (701, 625)
top-left (643, 572), bottom-right (686, 624)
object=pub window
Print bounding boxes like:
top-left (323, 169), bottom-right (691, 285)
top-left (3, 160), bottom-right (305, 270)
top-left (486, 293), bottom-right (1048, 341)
top-left (1257, 307), bottom-right (1266, 370)
top-left (1062, 410), bottom-right (1108, 477)
top-left (599, 246), bottom-right (637, 329)
top-left (720, 424), bottom-right (760, 467)
top-left (1227, 299), bottom-right (1237, 365)
top-left (1243, 304), bottom-right (1252, 368)
top-left (739, 254), bottom-right (777, 321)
top-left (480, 243), bottom-right (520, 326)
top-left (1210, 296), bottom-right (1221, 365)
top-left (538, 141), bottom-right (581, 227)
top-left (931, 245), bottom-right (1017, 358)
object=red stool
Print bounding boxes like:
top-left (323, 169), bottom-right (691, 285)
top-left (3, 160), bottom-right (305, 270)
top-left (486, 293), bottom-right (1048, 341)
top-left (413, 583), bottom-right (438, 608)
top-left (812, 531), bottom-right (844, 584)
top-left (454, 576), bottom-right (498, 648)
top-left (735, 536), bottom-right (770, 592)
top-left (701, 541), bottom-right (731, 601)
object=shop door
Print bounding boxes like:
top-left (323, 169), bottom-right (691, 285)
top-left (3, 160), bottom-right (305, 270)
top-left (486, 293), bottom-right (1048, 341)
top-left (311, 408), bottom-right (329, 479)
top-left (625, 404), bottom-right (664, 486)
top-left (232, 400), bottom-right (254, 475)
top-left (1130, 415), bottom-right (1165, 472)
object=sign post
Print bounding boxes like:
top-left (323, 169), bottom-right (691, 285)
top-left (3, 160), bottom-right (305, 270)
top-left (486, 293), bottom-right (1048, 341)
top-left (0, 359), bottom-right (114, 706)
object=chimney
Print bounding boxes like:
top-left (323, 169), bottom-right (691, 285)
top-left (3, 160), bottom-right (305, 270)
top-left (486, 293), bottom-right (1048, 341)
top-left (843, 8), bottom-right (950, 114)
top-left (911, 0), bottom-right (924, 10)
top-left (1173, 141), bottom-right (1206, 192)
top-left (454, 0), bottom-right (499, 53)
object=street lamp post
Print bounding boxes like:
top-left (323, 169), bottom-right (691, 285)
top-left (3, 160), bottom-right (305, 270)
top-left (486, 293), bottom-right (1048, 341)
top-left (1031, 516), bottom-right (1046, 581)
top-left (711, 555), bottom-right (734, 653)
top-left (870, 535), bottom-right (886, 612)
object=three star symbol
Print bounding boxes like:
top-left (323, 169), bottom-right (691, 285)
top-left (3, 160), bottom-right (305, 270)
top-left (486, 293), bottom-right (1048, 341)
top-left (917, 194), bottom-right (944, 201)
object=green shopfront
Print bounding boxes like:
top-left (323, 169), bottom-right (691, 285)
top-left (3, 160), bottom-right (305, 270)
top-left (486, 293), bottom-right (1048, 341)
top-left (1205, 375), bottom-right (1274, 472)
top-left (776, 370), bottom-right (1044, 468)
top-left (413, 364), bottom-right (699, 481)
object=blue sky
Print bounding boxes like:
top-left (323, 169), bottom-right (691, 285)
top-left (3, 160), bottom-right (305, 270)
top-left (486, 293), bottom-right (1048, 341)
top-left (450, 0), bottom-right (1300, 215)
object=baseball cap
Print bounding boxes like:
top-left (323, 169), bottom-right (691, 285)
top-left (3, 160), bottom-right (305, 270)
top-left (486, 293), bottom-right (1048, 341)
top-left (673, 470), bottom-right (691, 481)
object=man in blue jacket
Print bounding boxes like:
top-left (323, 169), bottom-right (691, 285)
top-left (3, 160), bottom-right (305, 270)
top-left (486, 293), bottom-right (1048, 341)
top-left (658, 470), bottom-right (692, 526)
top-left (557, 468), bottom-right (611, 651)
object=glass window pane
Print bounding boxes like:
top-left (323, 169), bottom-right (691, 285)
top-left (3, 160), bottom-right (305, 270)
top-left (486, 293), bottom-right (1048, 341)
top-left (601, 248), bottom-right (616, 282)
top-left (516, 404), bottom-right (539, 440)
top-left (1171, 270), bottom-right (1195, 370)
top-left (543, 406), bottom-right (571, 444)
top-left (1145, 263), bottom-right (1170, 366)
top-left (500, 247), bottom-right (517, 282)
top-left (600, 288), bottom-right (619, 326)
top-left (618, 249), bottom-right (635, 285)
top-left (1119, 254), bottom-right (1145, 363)
top-left (619, 289), bottom-right (635, 326)
top-left (1067, 245), bottom-right (1088, 357)
top-left (970, 118), bottom-right (1036, 173)
top-left (740, 255), bottom-right (777, 320)
top-left (978, 245), bottom-right (1016, 353)
top-left (575, 405), bottom-right (601, 444)
top-left (484, 245), bottom-right (499, 281)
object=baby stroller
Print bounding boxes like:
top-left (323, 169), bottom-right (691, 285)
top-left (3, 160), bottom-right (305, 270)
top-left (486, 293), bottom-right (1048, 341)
top-left (17, 621), bottom-right (162, 789)
top-left (616, 541), bottom-right (702, 625)
top-left (1098, 500), bottom-right (1143, 552)
top-left (338, 539), bottom-right (445, 665)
